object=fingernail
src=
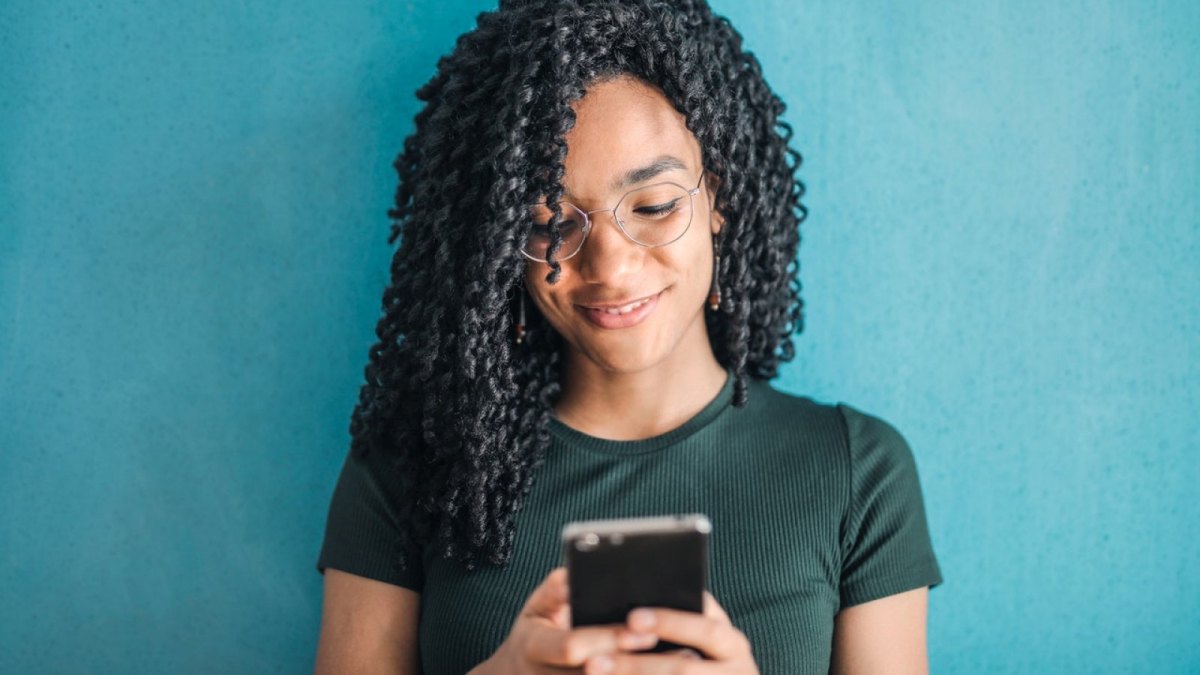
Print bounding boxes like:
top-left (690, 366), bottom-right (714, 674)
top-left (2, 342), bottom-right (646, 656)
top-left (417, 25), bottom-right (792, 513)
top-left (681, 648), bottom-right (702, 660)
top-left (629, 608), bottom-right (656, 629)
top-left (589, 654), bottom-right (614, 673)
top-left (620, 630), bottom-right (657, 649)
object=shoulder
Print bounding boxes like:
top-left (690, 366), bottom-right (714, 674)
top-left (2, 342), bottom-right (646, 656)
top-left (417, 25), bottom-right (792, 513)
top-left (834, 402), bottom-right (920, 476)
top-left (736, 378), bottom-right (848, 469)
top-left (742, 376), bottom-right (841, 429)
top-left (740, 379), bottom-right (918, 472)
top-left (742, 378), bottom-right (907, 445)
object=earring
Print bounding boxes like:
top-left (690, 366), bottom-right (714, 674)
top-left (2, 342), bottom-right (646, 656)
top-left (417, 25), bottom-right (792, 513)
top-left (515, 286), bottom-right (526, 345)
top-left (707, 234), bottom-right (721, 312)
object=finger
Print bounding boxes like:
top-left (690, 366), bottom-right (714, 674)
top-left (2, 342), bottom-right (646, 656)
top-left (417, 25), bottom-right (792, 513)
top-left (525, 623), bottom-right (659, 668)
top-left (626, 606), bottom-right (751, 662)
top-left (702, 591), bottom-right (731, 624)
top-left (586, 648), bottom-right (716, 675)
top-left (521, 566), bottom-right (569, 619)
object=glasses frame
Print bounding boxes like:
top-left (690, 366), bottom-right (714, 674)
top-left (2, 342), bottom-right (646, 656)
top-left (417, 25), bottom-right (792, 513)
top-left (520, 169), bottom-right (707, 263)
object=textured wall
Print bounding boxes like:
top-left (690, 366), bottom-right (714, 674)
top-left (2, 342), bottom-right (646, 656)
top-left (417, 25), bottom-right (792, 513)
top-left (1, 0), bottom-right (1196, 672)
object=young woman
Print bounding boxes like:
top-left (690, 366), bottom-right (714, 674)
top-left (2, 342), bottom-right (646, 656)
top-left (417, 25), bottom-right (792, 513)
top-left (315, 1), bottom-right (942, 673)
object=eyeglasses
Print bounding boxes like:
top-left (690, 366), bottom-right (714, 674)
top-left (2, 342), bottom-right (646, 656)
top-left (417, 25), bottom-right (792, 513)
top-left (520, 170), bottom-right (706, 263)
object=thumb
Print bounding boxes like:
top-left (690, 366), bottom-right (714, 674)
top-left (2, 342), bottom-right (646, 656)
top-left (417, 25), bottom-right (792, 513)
top-left (703, 590), bottom-right (732, 624)
top-left (521, 566), bottom-right (569, 620)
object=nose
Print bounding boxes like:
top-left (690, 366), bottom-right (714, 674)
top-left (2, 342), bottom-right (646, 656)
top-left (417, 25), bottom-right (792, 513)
top-left (574, 209), bottom-right (645, 284)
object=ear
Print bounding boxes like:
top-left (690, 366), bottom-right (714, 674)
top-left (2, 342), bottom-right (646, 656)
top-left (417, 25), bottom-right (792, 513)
top-left (705, 173), bottom-right (724, 236)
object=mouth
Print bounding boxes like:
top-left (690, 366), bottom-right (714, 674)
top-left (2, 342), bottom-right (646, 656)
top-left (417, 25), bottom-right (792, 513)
top-left (575, 288), bottom-right (665, 330)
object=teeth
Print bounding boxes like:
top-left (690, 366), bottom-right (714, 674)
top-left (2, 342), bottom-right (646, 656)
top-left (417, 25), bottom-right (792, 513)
top-left (596, 296), bottom-right (651, 315)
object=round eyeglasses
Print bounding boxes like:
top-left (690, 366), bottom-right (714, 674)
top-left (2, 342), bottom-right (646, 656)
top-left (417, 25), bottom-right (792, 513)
top-left (520, 170), bottom-right (706, 263)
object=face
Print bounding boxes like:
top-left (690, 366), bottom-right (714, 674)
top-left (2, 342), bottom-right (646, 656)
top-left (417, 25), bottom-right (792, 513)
top-left (523, 74), bottom-right (722, 374)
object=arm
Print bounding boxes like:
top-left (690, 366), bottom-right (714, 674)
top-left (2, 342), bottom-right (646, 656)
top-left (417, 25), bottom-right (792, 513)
top-left (829, 586), bottom-right (929, 675)
top-left (315, 568), bottom-right (421, 675)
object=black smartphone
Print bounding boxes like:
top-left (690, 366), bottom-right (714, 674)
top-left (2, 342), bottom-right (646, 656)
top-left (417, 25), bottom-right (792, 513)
top-left (560, 513), bottom-right (711, 654)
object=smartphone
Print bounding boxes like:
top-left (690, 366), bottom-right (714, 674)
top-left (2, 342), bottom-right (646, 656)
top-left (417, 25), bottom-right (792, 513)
top-left (560, 513), bottom-right (711, 654)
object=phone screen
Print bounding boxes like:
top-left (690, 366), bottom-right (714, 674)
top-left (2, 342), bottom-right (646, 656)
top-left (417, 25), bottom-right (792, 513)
top-left (561, 514), bottom-right (710, 653)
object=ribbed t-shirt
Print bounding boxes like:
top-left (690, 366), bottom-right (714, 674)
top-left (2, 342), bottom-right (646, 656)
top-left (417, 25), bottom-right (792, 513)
top-left (316, 369), bottom-right (943, 674)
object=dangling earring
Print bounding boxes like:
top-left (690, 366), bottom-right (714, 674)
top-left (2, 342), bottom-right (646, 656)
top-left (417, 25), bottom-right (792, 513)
top-left (515, 286), bottom-right (526, 345)
top-left (707, 234), bottom-right (721, 312)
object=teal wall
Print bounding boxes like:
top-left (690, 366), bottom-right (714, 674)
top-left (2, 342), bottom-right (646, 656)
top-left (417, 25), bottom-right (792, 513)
top-left (2, 1), bottom-right (1196, 672)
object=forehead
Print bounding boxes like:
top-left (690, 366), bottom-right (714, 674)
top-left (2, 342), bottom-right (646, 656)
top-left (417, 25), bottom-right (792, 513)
top-left (560, 75), bottom-right (701, 198)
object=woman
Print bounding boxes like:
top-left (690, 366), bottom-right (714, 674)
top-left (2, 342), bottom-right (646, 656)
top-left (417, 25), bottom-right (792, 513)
top-left (315, 0), bottom-right (943, 673)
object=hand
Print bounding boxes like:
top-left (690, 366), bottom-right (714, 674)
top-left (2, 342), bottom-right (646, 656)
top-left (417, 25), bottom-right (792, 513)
top-left (469, 566), bottom-right (664, 674)
top-left (581, 591), bottom-right (760, 674)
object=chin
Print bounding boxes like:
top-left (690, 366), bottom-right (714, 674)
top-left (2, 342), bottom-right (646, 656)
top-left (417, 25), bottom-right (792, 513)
top-left (577, 340), bottom-right (665, 374)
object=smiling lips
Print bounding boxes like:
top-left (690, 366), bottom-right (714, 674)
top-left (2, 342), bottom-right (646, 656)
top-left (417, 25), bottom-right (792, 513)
top-left (586, 295), bottom-right (654, 314)
top-left (576, 289), bottom-right (664, 329)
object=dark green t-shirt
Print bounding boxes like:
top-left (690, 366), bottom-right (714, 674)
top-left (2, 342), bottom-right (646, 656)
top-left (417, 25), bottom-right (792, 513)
top-left (317, 369), bottom-right (943, 674)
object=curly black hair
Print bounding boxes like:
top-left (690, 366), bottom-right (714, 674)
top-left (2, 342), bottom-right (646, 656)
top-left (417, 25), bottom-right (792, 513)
top-left (349, 0), bottom-right (807, 573)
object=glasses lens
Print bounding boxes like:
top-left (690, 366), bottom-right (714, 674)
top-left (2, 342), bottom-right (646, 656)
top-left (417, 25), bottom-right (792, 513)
top-left (616, 183), bottom-right (693, 246)
top-left (523, 201), bottom-right (586, 261)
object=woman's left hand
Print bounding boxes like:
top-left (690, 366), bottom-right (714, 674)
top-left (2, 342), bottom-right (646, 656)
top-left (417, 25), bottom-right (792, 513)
top-left (583, 591), bottom-right (760, 674)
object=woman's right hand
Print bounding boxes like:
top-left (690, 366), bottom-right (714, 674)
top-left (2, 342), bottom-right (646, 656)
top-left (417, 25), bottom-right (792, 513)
top-left (468, 566), bottom-right (662, 674)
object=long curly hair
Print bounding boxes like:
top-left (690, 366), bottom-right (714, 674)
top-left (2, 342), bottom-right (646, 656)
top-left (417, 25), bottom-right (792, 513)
top-left (350, 0), bottom-right (807, 573)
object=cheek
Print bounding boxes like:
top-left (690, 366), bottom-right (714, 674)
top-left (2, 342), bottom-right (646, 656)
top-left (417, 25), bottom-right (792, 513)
top-left (665, 243), bottom-right (712, 301)
top-left (524, 273), bottom-right (572, 324)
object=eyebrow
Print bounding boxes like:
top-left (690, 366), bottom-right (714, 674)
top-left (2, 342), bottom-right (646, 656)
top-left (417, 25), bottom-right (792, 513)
top-left (611, 155), bottom-right (690, 191)
top-left (560, 155), bottom-right (690, 199)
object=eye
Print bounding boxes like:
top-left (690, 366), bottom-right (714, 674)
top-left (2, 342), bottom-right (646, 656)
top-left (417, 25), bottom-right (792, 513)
top-left (633, 199), bottom-right (681, 217)
top-left (529, 217), bottom-right (581, 238)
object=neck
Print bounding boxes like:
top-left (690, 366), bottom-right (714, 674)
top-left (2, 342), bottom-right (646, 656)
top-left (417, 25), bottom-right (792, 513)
top-left (552, 318), bottom-right (727, 441)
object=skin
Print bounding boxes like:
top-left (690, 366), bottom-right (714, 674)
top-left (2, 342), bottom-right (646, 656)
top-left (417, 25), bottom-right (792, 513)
top-left (316, 569), bottom-right (421, 674)
top-left (472, 567), bottom-right (756, 674)
top-left (317, 74), bottom-right (931, 675)
top-left (831, 587), bottom-right (930, 675)
top-left (515, 75), bottom-right (932, 673)
top-left (523, 74), bottom-right (728, 442)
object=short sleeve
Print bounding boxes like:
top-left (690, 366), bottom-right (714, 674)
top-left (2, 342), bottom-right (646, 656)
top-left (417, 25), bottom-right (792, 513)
top-left (836, 403), bottom-right (942, 609)
top-left (315, 446), bottom-right (425, 592)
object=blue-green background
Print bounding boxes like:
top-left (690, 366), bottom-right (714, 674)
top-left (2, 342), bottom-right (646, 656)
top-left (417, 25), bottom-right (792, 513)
top-left (2, 1), bottom-right (1197, 672)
